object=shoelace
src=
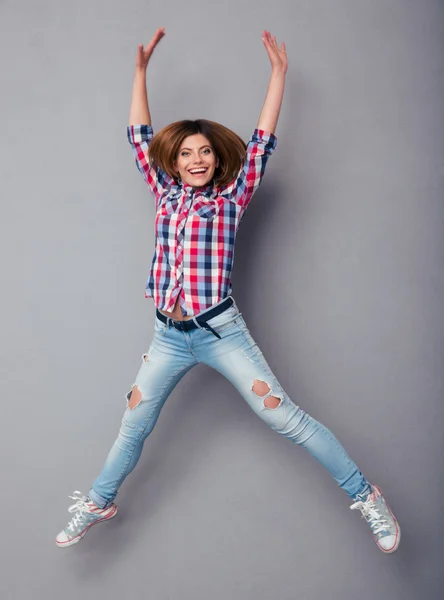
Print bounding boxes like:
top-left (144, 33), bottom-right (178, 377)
top-left (350, 496), bottom-right (389, 536)
top-left (66, 491), bottom-right (92, 532)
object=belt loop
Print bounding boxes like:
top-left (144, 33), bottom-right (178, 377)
top-left (192, 317), bottom-right (221, 340)
top-left (203, 322), bottom-right (222, 340)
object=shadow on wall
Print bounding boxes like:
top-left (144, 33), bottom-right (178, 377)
top-left (232, 73), bottom-right (323, 312)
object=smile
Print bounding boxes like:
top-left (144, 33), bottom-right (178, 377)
top-left (188, 168), bottom-right (208, 176)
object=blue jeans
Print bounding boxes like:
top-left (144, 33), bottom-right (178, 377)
top-left (89, 297), bottom-right (370, 507)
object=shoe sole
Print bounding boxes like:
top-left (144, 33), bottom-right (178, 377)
top-left (55, 504), bottom-right (118, 548)
top-left (372, 485), bottom-right (401, 554)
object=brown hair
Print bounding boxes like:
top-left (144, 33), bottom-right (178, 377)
top-left (148, 119), bottom-right (247, 187)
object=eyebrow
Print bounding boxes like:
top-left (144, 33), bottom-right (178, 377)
top-left (180, 145), bottom-right (212, 151)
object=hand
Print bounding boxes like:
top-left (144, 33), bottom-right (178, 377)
top-left (136, 27), bottom-right (166, 70)
top-left (262, 30), bottom-right (287, 74)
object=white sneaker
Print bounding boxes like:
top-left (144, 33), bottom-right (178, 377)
top-left (350, 484), bottom-right (400, 553)
top-left (56, 491), bottom-right (118, 548)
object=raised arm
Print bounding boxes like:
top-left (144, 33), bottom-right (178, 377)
top-left (128, 28), bottom-right (174, 207)
top-left (257, 30), bottom-right (288, 134)
top-left (219, 31), bottom-right (286, 213)
top-left (129, 27), bottom-right (165, 126)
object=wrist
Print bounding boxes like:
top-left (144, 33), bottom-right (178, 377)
top-left (134, 66), bottom-right (148, 78)
top-left (270, 68), bottom-right (286, 78)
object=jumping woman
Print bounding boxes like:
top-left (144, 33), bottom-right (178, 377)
top-left (56, 28), bottom-right (400, 554)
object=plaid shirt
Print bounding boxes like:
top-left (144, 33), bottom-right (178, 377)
top-left (127, 124), bottom-right (277, 316)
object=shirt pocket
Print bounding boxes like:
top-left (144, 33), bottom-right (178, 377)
top-left (191, 198), bottom-right (221, 220)
top-left (158, 196), bottom-right (180, 216)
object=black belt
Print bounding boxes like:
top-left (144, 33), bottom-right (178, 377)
top-left (156, 296), bottom-right (234, 340)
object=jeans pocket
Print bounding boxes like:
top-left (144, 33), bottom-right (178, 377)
top-left (154, 317), bottom-right (167, 335)
top-left (206, 306), bottom-right (241, 333)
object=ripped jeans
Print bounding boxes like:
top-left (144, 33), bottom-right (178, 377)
top-left (89, 297), bottom-right (370, 507)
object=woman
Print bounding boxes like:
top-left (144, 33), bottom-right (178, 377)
top-left (56, 28), bottom-right (400, 553)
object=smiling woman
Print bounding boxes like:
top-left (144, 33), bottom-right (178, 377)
top-left (56, 26), bottom-right (401, 556)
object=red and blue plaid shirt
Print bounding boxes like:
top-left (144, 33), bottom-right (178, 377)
top-left (127, 124), bottom-right (277, 316)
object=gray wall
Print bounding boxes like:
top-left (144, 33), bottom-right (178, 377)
top-left (1, 0), bottom-right (443, 598)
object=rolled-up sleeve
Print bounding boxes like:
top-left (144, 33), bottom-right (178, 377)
top-left (127, 124), bottom-right (174, 208)
top-left (219, 129), bottom-right (277, 212)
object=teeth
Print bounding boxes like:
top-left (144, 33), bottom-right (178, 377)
top-left (190, 168), bottom-right (207, 174)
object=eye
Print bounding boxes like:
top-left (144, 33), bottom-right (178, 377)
top-left (180, 151), bottom-right (190, 157)
top-left (202, 148), bottom-right (212, 155)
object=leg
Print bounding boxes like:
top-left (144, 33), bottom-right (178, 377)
top-left (202, 319), bottom-right (370, 499)
top-left (89, 337), bottom-right (197, 508)
top-left (56, 320), bottom-right (197, 547)
top-left (191, 307), bottom-right (399, 553)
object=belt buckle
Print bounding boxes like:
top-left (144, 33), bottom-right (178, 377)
top-left (173, 320), bottom-right (184, 332)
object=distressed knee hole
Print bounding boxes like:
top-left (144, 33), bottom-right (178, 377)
top-left (264, 395), bottom-right (282, 409)
top-left (252, 379), bottom-right (271, 397)
top-left (127, 385), bottom-right (142, 410)
top-left (142, 354), bottom-right (149, 362)
top-left (252, 379), bottom-right (282, 409)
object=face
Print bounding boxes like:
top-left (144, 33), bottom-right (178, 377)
top-left (174, 134), bottom-right (219, 187)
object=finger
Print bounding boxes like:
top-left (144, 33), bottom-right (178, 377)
top-left (146, 35), bottom-right (163, 54)
top-left (262, 35), bottom-right (272, 50)
top-left (147, 27), bottom-right (165, 49)
top-left (155, 27), bottom-right (166, 41)
top-left (263, 31), bottom-right (275, 49)
top-left (262, 38), bottom-right (275, 56)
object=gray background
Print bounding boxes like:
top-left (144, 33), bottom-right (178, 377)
top-left (1, 0), bottom-right (443, 599)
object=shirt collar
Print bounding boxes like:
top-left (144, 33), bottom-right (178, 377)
top-left (178, 180), bottom-right (217, 197)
